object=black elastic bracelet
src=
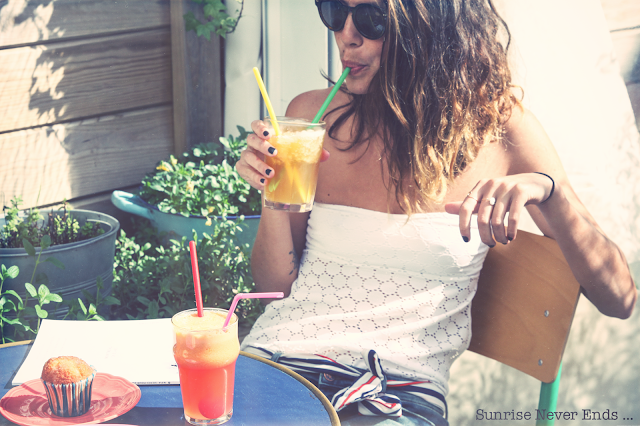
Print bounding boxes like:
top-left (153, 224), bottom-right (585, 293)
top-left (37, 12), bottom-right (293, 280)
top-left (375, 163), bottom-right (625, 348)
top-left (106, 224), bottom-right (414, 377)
top-left (534, 172), bottom-right (555, 204)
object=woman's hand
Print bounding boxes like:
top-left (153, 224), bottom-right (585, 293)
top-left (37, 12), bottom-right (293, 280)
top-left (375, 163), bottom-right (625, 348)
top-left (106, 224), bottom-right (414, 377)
top-left (236, 120), bottom-right (331, 190)
top-left (236, 120), bottom-right (279, 190)
top-left (445, 173), bottom-right (553, 246)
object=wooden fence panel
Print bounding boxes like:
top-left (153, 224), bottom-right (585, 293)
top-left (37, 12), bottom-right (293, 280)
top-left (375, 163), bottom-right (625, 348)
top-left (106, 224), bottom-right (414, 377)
top-left (0, 29), bottom-right (172, 133)
top-left (0, 106), bottom-right (173, 208)
top-left (0, 0), bottom-right (169, 48)
top-left (170, 0), bottom-right (223, 155)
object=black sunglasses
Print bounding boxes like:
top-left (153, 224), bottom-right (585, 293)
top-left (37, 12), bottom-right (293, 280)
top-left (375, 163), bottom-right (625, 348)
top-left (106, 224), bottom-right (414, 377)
top-left (316, 0), bottom-right (387, 40)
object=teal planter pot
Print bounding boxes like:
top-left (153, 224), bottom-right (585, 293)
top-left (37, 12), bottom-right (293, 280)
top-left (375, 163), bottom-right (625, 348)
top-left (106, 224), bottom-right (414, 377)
top-left (0, 210), bottom-right (119, 319)
top-left (111, 191), bottom-right (260, 248)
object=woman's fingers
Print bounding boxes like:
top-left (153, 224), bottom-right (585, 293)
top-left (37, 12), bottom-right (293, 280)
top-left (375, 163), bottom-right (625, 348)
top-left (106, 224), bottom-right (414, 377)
top-left (489, 196), bottom-right (509, 245)
top-left (451, 174), bottom-right (553, 246)
top-left (251, 119), bottom-right (273, 140)
top-left (248, 120), bottom-right (278, 157)
top-left (444, 201), bottom-right (463, 215)
top-left (458, 179), bottom-right (506, 246)
top-left (235, 120), bottom-right (281, 191)
top-left (475, 195), bottom-right (498, 247)
top-left (237, 148), bottom-right (273, 189)
top-left (239, 120), bottom-right (332, 191)
top-left (458, 189), bottom-right (481, 243)
top-left (504, 191), bottom-right (529, 242)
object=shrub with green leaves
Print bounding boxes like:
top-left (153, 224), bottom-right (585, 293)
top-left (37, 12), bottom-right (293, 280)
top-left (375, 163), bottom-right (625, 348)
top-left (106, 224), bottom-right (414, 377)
top-left (0, 242), bottom-right (63, 343)
top-left (184, 0), bottom-right (244, 40)
top-left (0, 230), bottom-right (120, 342)
top-left (138, 126), bottom-right (261, 222)
top-left (111, 218), bottom-right (263, 324)
top-left (1, 197), bottom-right (104, 249)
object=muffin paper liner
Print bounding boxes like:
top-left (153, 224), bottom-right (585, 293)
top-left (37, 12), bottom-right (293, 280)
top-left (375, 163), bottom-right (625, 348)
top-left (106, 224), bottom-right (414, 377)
top-left (42, 370), bottom-right (96, 417)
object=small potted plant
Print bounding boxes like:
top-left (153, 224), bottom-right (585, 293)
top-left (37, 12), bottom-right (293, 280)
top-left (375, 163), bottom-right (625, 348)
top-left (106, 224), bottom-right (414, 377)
top-left (0, 198), bottom-right (120, 320)
top-left (112, 127), bottom-right (261, 247)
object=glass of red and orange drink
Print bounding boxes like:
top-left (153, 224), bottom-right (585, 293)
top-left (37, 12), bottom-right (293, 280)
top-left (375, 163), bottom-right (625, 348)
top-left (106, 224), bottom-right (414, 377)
top-left (172, 308), bottom-right (239, 425)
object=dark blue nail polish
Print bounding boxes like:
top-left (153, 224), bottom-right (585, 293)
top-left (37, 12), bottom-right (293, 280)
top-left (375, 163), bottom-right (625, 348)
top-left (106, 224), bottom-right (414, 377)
top-left (260, 178), bottom-right (265, 184)
top-left (263, 131), bottom-right (269, 137)
top-left (266, 169), bottom-right (272, 176)
top-left (268, 147), bottom-right (276, 155)
top-left (462, 236), bottom-right (469, 243)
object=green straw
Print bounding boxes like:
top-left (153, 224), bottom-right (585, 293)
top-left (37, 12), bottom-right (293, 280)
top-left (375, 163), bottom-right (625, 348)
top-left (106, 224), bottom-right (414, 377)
top-left (311, 67), bottom-right (351, 124)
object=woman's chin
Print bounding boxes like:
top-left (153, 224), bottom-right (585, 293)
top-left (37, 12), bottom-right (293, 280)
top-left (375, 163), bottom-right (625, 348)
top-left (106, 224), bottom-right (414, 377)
top-left (346, 81), bottom-right (370, 95)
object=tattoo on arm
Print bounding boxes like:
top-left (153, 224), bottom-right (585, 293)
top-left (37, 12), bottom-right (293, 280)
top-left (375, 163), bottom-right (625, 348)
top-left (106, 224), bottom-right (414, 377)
top-left (288, 249), bottom-right (299, 275)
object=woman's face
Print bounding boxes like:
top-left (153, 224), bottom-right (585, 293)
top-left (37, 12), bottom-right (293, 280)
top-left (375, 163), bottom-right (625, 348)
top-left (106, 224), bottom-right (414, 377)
top-left (333, 0), bottom-right (385, 95)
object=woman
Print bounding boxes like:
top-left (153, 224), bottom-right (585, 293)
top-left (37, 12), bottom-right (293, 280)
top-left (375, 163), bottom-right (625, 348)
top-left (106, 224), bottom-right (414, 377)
top-left (236, 0), bottom-right (637, 424)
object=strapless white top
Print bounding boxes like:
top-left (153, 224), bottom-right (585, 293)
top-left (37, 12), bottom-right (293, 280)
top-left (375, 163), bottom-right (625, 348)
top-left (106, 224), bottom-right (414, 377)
top-left (241, 202), bottom-right (489, 395)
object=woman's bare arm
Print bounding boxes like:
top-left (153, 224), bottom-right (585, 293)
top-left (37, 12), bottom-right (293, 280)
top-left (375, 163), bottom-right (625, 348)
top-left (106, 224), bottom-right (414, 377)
top-left (506, 109), bottom-right (636, 318)
top-left (449, 107), bottom-right (636, 318)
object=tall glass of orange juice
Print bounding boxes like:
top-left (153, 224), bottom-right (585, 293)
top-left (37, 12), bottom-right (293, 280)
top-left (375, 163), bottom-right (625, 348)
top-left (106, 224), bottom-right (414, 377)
top-left (172, 308), bottom-right (239, 425)
top-left (263, 117), bottom-right (326, 212)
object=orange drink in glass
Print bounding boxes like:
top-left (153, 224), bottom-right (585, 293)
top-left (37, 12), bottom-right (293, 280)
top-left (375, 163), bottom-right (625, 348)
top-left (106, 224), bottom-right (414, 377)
top-left (172, 308), bottom-right (239, 425)
top-left (264, 117), bottom-right (326, 212)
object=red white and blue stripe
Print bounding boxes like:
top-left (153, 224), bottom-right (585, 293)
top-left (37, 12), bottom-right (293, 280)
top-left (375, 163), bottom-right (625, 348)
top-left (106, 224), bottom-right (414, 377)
top-left (245, 347), bottom-right (447, 418)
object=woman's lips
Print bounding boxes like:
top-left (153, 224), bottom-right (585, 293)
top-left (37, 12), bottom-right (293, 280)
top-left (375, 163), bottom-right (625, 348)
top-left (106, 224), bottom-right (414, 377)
top-left (343, 61), bottom-right (366, 75)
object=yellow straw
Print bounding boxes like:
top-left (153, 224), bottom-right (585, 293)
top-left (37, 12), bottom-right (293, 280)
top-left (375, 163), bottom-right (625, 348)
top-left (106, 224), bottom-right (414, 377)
top-left (252, 67), bottom-right (281, 136)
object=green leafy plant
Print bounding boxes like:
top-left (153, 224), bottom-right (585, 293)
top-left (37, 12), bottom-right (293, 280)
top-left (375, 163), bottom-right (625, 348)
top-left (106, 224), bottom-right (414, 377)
top-left (0, 228), bottom-right (118, 341)
top-left (138, 126), bottom-right (261, 223)
top-left (0, 264), bottom-right (23, 343)
top-left (184, 0), bottom-right (244, 40)
top-left (1, 197), bottom-right (104, 249)
top-left (111, 218), bottom-right (262, 324)
top-left (0, 237), bottom-right (64, 343)
top-left (63, 276), bottom-right (121, 321)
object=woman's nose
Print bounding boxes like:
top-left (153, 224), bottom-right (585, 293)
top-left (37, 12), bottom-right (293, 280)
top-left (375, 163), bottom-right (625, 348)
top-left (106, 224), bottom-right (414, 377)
top-left (337, 12), bottom-right (363, 46)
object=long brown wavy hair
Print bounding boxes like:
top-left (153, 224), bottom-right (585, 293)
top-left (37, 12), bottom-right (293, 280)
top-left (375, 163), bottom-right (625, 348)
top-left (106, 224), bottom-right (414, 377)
top-left (326, 0), bottom-right (519, 214)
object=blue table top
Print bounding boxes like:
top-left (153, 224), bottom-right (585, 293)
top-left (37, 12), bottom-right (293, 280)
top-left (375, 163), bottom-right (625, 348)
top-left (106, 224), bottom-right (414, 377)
top-left (0, 342), bottom-right (339, 426)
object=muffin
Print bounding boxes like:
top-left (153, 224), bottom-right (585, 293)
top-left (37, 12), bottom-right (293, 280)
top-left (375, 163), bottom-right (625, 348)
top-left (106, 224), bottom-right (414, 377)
top-left (41, 356), bottom-right (96, 417)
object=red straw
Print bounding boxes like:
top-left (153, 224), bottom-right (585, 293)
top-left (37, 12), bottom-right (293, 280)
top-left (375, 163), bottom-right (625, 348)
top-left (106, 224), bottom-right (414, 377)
top-left (223, 292), bottom-right (284, 327)
top-left (189, 241), bottom-right (204, 317)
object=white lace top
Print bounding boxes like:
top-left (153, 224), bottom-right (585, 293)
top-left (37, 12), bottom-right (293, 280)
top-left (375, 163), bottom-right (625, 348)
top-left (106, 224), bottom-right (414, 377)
top-left (241, 202), bottom-right (489, 395)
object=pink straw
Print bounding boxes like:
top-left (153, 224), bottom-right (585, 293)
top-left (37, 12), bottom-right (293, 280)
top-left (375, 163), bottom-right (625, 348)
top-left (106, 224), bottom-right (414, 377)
top-left (189, 241), bottom-right (204, 317)
top-left (223, 292), bottom-right (284, 327)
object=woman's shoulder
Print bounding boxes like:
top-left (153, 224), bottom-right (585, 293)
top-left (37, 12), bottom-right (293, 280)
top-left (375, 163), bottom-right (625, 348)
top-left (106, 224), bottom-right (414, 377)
top-left (501, 105), bottom-right (565, 175)
top-left (286, 87), bottom-right (350, 121)
top-left (503, 105), bottom-right (538, 134)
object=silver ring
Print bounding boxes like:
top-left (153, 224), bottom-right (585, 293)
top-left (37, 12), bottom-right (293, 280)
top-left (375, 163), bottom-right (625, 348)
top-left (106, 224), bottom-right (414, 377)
top-left (486, 197), bottom-right (496, 206)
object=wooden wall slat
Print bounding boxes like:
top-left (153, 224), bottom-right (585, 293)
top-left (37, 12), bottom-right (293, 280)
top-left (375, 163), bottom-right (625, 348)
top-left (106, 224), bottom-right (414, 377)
top-left (611, 28), bottom-right (640, 84)
top-left (170, 0), bottom-right (189, 156)
top-left (0, 29), bottom-right (172, 133)
top-left (0, 106), bottom-right (173, 208)
top-left (0, 0), bottom-right (169, 49)
top-left (600, 0), bottom-right (640, 31)
top-left (170, 0), bottom-right (223, 153)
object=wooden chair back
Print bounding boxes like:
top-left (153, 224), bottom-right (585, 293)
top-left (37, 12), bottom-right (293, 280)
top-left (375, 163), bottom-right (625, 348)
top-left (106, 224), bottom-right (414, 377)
top-left (469, 230), bottom-right (581, 383)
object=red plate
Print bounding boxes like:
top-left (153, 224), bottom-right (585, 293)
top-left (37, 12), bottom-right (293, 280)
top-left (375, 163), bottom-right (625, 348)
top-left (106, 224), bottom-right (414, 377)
top-left (0, 373), bottom-right (141, 426)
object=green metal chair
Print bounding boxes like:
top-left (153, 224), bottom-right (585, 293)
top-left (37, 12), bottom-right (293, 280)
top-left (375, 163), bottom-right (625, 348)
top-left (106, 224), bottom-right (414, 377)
top-left (469, 230), bottom-right (581, 426)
